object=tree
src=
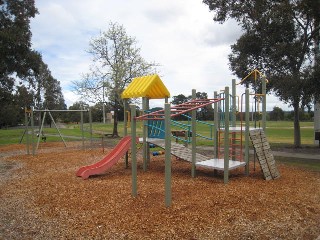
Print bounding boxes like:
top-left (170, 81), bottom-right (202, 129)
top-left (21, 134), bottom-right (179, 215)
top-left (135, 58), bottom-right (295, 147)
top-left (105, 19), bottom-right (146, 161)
top-left (269, 106), bottom-right (285, 121)
top-left (171, 94), bottom-right (189, 105)
top-left (64, 101), bottom-right (90, 123)
top-left (0, 0), bottom-right (38, 127)
top-left (203, 0), bottom-right (320, 147)
top-left (0, 0), bottom-right (39, 101)
top-left (0, 85), bottom-right (34, 128)
top-left (73, 22), bottom-right (158, 137)
top-left (0, 1), bottom-right (66, 127)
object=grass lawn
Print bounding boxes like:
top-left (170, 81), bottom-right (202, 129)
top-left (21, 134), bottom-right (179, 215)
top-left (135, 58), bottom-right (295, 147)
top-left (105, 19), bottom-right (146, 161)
top-left (0, 121), bottom-right (316, 147)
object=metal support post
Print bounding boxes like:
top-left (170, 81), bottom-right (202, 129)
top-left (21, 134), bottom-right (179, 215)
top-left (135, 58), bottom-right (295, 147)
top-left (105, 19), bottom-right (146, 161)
top-left (164, 103), bottom-right (172, 207)
top-left (130, 104), bottom-right (137, 197)
top-left (262, 76), bottom-right (267, 131)
top-left (123, 100), bottom-right (129, 167)
top-left (142, 97), bottom-right (148, 171)
top-left (245, 88), bottom-right (250, 175)
top-left (224, 86), bottom-right (230, 184)
top-left (191, 89), bottom-right (197, 178)
top-left (89, 108), bottom-right (93, 148)
top-left (31, 107), bottom-right (35, 156)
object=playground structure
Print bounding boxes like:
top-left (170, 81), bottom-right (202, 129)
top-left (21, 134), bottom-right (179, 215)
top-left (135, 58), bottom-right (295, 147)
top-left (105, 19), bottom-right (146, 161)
top-left (76, 72), bottom-right (280, 207)
top-left (22, 108), bottom-right (93, 155)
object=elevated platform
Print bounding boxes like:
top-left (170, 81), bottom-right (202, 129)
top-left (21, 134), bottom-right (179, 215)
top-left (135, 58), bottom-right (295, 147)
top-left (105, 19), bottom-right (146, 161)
top-left (196, 159), bottom-right (246, 171)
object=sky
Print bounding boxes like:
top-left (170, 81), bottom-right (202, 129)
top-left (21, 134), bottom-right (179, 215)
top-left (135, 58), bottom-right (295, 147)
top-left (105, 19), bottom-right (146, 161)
top-left (30, 0), bottom-right (292, 111)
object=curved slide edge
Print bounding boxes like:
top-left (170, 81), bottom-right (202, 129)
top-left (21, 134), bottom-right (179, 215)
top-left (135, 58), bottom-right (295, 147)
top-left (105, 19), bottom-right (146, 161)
top-left (76, 136), bottom-right (138, 180)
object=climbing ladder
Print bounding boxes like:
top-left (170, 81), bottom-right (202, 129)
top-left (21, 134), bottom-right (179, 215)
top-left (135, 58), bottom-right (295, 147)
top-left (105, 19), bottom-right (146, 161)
top-left (249, 129), bottom-right (280, 180)
top-left (136, 98), bottom-right (223, 120)
top-left (218, 128), bottom-right (243, 161)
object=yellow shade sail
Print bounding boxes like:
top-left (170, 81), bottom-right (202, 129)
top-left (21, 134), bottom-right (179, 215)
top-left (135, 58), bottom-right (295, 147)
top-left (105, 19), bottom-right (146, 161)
top-left (121, 74), bottom-right (170, 99)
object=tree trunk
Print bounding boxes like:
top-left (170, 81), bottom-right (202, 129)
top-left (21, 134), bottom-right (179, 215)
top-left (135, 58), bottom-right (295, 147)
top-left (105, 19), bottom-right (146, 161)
top-left (112, 107), bottom-right (119, 137)
top-left (293, 101), bottom-right (301, 148)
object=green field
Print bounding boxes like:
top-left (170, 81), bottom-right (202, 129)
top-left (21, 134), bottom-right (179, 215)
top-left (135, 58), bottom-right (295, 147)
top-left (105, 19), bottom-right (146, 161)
top-left (0, 121), bottom-right (319, 171)
top-left (0, 121), bottom-right (316, 147)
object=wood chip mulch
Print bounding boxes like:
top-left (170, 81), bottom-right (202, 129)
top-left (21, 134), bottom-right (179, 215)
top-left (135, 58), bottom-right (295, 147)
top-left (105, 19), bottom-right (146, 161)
top-left (0, 142), bottom-right (319, 239)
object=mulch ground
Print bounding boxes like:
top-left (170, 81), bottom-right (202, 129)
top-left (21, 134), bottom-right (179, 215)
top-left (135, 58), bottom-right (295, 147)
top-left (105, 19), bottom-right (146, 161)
top-left (0, 142), bottom-right (320, 239)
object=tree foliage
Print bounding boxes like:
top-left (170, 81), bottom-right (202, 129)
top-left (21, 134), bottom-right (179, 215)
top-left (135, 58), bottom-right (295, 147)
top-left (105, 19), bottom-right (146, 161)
top-left (0, 0), bottom-right (38, 83)
top-left (269, 106), bottom-right (285, 121)
top-left (203, 0), bottom-right (320, 147)
top-left (73, 22), bottom-right (158, 136)
top-left (0, 0), bottom-right (66, 127)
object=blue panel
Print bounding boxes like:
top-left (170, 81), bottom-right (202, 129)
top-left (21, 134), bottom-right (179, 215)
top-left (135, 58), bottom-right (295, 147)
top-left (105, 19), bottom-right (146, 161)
top-left (147, 119), bottom-right (165, 139)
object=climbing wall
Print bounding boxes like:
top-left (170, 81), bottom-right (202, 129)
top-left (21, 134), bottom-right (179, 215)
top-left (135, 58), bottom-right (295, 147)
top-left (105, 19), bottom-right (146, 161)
top-left (249, 129), bottom-right (280, 180)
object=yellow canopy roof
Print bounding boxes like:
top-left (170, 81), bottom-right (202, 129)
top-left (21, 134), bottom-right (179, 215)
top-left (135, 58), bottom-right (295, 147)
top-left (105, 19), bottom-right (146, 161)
top-left (121, 74), bottom-right (170, 99)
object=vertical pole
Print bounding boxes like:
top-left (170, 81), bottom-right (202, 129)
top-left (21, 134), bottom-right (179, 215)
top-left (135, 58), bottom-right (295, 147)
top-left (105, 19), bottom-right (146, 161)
top-left (89, 109), bottom-right (93, 148)
top-left (262, 76), bottom-right (267, 131)
top-left (213, 91), bottom-right (219, 176)
top-left (314, 17), bottom-right (320, 146)
top-left (142, 97), bottom-right (148, 171)
top-left (191, 89), bottom-right (197, 178)
top-left (232, 79), bottom-right (237, 160)
top-left (81, 110), bottom-right (84, 150)
top-left (102, 85), bottom-right (106, 124)
top-left (25, 108), bottom-right (30, 154)
top-left (164, 103), bottom-right (171, 207)
top-left (31, 107), bottom-right (35, 156)
top-left (123, 100), bottom-right (129, 168)
top-left (232, 79), bottom-right (237, 127)
top-left (224, 86), bottom-right (230, 184)
top-left (36, 111), bottom-right (46, 151)
top-left (245, 88), bottom-right (250, 175)
top-left (130, 104), bottom-right (137, 197)
top-left (315, 103), bottom-right (320, 146)
top-left (146, 98), bottom-right (150, 165)
top-left (123, 100), bottom-right (128, 136)
top-left (214, 91), bottom-right (219, 159)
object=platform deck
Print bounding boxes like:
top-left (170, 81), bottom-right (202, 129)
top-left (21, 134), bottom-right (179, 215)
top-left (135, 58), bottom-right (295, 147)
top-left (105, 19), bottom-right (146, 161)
top-left (196, 159), bottom-right (246, 171)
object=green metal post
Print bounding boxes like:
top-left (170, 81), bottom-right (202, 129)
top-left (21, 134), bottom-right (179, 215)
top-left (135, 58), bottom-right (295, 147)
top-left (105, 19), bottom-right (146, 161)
top-left (231, 79), bottom-right (237, 160)
top-left (25, 108), bottom-right (30, 155)
top-left (191, 89), bottom-right (196, 178)
top-left (123, 100), bottom-right (128, 137)
top-left (89, 109), bottom-right (93, 148)
top-left (142, 97), bottom-right (148, 171)
top-left (123, 100), bottom-right (129, 168)
top-left (164, 103), bottom-right (172, 207)
top-left (146, 99), bottom-right (150, 166)
top-left (262, 76), bottom-right (267, 131)
top-left (224, 86), bottom-right (230, 184)
top-left (232, 79), bottom-right (237, 127)
top-left (245, 88), bottom-right (250, 175)
top-left (36, 111), bottom-right (46, 151)
top-left (130, 104), bottom-right (137, 197)
top-left (214, 91), bottom-right (219, 159)
top-left (81, 110), bottom-right (84, 149)
top-left (31, 107), bottom-right (35, 156)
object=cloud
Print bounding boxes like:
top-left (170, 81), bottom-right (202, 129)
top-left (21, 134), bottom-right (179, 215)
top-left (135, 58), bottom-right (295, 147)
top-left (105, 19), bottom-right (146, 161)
top-left (30, 0), bottom-right (291, 111)
top-left (201, 20), bottom-right (242, 47)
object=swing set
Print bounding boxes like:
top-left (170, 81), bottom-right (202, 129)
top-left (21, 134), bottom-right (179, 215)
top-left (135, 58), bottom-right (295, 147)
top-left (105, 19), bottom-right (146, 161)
top-left (21, 108), bottom-right (93, 155)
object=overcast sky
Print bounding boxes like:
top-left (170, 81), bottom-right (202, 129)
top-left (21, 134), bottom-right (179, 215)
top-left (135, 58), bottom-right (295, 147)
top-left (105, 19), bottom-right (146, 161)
top-left (30, 0), bottom-right (292, 111)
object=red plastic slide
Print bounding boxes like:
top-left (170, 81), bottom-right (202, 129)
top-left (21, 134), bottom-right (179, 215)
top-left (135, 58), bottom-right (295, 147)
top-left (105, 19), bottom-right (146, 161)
top-left (76, 136), bottom-right (138, 179)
